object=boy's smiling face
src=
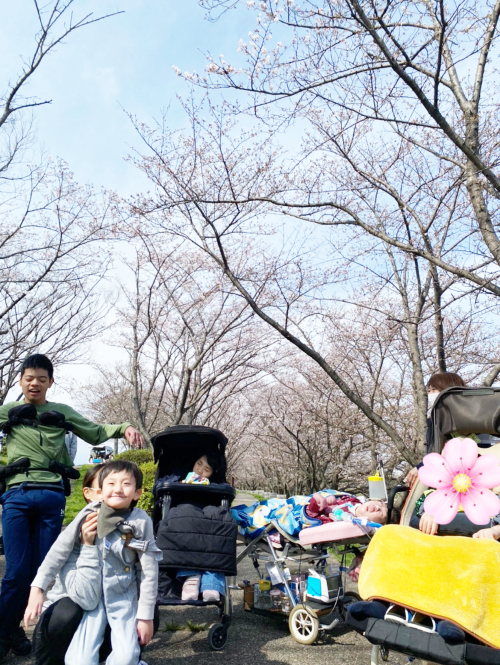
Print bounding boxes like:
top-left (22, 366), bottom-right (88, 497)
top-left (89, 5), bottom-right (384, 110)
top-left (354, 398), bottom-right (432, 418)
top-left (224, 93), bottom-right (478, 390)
top-left (19, 368), bottom-right (54, 405)
top-left (100, 470), bottom-right (142, 510)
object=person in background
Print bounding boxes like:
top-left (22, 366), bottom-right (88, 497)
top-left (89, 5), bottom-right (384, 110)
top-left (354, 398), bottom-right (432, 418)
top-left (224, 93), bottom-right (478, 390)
top-left (0, 354), bottom-right (143, 661)
top-left (64, 432), bottom-right (78, 463)
top-left (405, 372), bottom-right (466, 486)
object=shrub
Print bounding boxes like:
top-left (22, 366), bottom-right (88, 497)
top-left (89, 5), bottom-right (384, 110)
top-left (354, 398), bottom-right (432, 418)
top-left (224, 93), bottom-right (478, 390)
top-left (63, 465), bottom-right (93, 525)
top-left (137, 460), bottom-right (156, 513)
top-left (114, 449), bottom-right (154, 465)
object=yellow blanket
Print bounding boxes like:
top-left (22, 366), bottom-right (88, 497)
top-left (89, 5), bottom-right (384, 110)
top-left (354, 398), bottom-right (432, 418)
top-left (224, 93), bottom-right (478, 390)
top-left (358, 525), bottom-right (500, 648)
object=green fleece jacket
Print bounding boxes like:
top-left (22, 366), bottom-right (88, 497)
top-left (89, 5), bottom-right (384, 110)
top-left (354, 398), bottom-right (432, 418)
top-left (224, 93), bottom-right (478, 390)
top-left (0, 401), bottom-right (130, 487)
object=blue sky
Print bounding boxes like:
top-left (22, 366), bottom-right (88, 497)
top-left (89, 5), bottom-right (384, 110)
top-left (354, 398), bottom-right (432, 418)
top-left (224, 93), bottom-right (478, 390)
top-left (0, 0), bottom-right (257, 461)
top-left (0, 0), bottom-right (250, 193)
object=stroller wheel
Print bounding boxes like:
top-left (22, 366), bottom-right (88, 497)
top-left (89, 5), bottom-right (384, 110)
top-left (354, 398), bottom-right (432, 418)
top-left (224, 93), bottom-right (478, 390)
top-left (208, 623), bottom-right (228, 651)
top-left (288, 604), bottom-right (319, 645)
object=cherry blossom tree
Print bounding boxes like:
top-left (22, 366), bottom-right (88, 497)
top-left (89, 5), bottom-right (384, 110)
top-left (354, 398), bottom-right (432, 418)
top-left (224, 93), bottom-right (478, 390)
top-left (85, 245), bottom-right (275, 449)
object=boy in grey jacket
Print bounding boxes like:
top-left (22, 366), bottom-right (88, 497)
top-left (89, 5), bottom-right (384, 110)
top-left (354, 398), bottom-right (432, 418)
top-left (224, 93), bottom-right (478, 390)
top-left (25, 461), bottom-right (161, 665)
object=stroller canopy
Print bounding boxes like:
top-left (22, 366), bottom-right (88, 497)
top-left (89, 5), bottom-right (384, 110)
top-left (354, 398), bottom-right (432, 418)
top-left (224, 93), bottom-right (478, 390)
top-left (151, 425), bottom-right (228, 483)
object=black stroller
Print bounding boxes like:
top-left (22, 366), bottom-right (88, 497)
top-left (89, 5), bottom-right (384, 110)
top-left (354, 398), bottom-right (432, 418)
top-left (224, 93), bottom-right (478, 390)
top-left (151, 425), bottom-right (237, 650)
top-left (346, 386), bottom-right (500, 665)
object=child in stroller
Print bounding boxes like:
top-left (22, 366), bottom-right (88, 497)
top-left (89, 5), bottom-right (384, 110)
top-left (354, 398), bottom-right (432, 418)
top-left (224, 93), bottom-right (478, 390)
top-left (178, 451), bottom-right (228, 602)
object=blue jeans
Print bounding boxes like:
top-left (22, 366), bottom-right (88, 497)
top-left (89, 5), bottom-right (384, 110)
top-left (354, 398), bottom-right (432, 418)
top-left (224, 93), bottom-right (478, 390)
top-left (0, 485), bottom-right (65, 640)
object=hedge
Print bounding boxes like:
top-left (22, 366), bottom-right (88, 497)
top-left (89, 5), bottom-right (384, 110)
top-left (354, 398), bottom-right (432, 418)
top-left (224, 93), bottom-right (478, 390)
top-left (136, 461), bottom-right (156, 513)
top-left (114, 449), bottom-right (154, 465)
top-left (115, 449), bottom-right (156, 513)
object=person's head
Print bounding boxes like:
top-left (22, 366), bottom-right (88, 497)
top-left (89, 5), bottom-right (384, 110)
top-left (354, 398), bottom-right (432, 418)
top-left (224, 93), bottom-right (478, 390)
top-left (426, 372), bottom-right (466, 394)
top-left (82, 464), bottom-right (104, 504)
top-left (193, 455), bottom-right (214, 479)
top-left (193, 451), bottom-right (226, 482)
top-left (355, 499), bottom-right (388, 525)
top-left (99, 460), bottom-right (143, 510)
top-left (19, 354), bottom-right (54, 405)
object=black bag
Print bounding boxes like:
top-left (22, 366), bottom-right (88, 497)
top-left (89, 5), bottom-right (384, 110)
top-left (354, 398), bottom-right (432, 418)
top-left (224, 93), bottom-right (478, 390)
top-left (156, 503), bottom-right (237, 575)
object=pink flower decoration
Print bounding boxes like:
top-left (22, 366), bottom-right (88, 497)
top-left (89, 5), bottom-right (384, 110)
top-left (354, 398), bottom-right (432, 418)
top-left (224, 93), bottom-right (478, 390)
top-left (418, 438), bottom-right (500, 525)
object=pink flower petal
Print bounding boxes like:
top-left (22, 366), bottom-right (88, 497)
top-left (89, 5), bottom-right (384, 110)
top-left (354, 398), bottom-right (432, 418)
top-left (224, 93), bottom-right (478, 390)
top-left (469, 455), bottom-right (500, 489)
top-left (423, 488), bottom-right (461, 524)
top-left (423, 488), bottom-right (449, 512)
top-left (461, 487), bottom-right (500, 525)
top-left (418, 453), bottom-right (453, 487)
top-left (442, 438), bottom-right (478, 475)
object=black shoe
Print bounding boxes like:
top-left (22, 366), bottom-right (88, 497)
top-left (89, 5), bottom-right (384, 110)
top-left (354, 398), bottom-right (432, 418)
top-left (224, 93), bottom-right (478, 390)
top-left (10, 627), bottom-right (31, 656)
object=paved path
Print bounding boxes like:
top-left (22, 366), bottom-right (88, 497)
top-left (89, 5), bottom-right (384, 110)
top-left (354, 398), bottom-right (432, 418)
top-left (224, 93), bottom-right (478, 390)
top-left (234, 491), bottom-right (259, 505)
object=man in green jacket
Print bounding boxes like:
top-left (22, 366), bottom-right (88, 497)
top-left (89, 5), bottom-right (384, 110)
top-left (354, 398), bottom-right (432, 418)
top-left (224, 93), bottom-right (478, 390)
top-left (0, 354), bottom-right (144, 660)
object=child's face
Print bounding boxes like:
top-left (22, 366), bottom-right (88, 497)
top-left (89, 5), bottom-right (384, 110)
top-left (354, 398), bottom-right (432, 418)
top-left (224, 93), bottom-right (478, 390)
top-left (355, 500), bottom-right (388, 524)
top-left (19, 367), bottom-right (54, 405)
top-left (193, 455), bottom-right (213, 479)
top-left (82, 474), bottom-right (101, 504)
top-left (100, 470), bottom-right (142, 510)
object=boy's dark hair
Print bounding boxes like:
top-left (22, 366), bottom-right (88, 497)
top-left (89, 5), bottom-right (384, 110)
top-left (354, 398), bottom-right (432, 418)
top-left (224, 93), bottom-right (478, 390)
top-left (99, 460), bottom-right (143, 490)
top-left (427, 372), bottom-right (466, 392)
top-left (83, 464), bottom-right (105, 489)
top-left (205, 450), bottom-right (226, 483)
top-left (20, 354), bottom-right (54, 380)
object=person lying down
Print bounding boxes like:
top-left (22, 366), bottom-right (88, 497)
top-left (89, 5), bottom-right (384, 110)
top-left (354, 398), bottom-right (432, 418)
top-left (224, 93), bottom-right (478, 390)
top-left (231, 490), bottom-right (389, 541)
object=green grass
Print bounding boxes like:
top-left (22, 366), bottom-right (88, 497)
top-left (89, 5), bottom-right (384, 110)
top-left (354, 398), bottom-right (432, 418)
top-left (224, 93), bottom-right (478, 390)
top-left (161, 621), bottom-right (208, 633)
top-left (63, 465), bottom-right (92, 525)
top-left (328, 544), bottom-right (364, 567)
top-left (162, 622), bottom-right (186, 632)
top-left (186, 620), bottom-right (207, 632)
top-left (236, 490), bottom-right (265, 501)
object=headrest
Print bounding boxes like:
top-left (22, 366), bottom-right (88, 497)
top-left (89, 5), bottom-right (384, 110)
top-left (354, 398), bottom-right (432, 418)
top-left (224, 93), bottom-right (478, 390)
top-left (8, 404), bottom-right (37, 421)
top-left (39, 410), bottom-right (74, 431)
top-left (1, 405), bottom-right (74, 434)
top-left (1, 404), bottom-right (38, 434)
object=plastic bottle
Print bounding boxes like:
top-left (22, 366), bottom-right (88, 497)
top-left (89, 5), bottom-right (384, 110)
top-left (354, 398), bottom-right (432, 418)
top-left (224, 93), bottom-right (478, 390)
top-left (254, 583), bottom-right (261, 608)
top-left (270, 589), bottom-right (282, 611)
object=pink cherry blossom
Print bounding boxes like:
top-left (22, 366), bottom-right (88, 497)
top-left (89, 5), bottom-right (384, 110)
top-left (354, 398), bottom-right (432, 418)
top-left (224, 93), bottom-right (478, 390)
top-left (417, 438), bottom-right (500, 525)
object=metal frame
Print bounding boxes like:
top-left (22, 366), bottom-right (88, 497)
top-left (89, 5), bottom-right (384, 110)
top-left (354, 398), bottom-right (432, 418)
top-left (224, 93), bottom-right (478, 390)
top-left (237, 522), bottom-right (371, 635)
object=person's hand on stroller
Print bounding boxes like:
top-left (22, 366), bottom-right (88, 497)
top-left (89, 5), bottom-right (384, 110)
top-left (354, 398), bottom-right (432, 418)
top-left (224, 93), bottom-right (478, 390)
top-left (124, 426), bottom-right (144, 448)
top-left (137, 619), bottom-right (154, 646)
top-left (473, 525), bottom-right (500, 540)
top-left (405, 467), bottom-right (419, 486)
top-left (419, 513), bottom-right (438, 535)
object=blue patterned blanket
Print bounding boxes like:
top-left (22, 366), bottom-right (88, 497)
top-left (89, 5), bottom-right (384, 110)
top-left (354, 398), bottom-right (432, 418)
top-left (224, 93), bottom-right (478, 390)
top-left (231, 490), bottom-right (358, 538)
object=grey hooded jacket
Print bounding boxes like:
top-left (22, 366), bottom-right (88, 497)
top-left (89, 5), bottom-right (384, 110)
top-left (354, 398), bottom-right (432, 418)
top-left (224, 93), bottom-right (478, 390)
top-left (32, 501), bottom-right (161, 620)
